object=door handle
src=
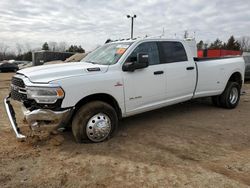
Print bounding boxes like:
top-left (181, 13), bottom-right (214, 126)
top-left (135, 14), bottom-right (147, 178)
top-left (154, 71), bottom-right (164, 75)
top-left (186, 67), bottom-right (194, 70)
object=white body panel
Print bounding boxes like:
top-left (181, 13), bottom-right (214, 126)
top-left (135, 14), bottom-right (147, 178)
top-left (50, 67), bottom-right (125, 114)
top-left (17, 38), bottom-right (245, 118)
top-left (194, 57), bottom-right (244, 98)
top-left (164, 61), bottom-right (196, 101)
top-left (19, 62), bottom-right (109, 83)
top-left (123, 63), bottom-right (166, 114)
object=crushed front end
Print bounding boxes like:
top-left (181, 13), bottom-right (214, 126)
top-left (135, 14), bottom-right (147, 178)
top-left (4, 74), bottom-right (73, 140)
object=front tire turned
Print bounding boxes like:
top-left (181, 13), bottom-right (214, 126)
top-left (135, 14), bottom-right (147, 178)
top-left (72, 101), bottom-right (118, 143)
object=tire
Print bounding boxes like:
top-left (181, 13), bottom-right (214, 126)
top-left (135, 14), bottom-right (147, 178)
top-left (72, 101), bottom-right (118, 143)
top-left (219, 82), bottom-right (241, 109)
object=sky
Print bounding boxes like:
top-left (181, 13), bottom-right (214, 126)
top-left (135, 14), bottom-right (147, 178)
top-left (0, 0), bottom-right (249, 52)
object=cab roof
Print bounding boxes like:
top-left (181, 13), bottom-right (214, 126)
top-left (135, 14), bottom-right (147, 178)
top-left (108, 37), bottom-right (188, 44)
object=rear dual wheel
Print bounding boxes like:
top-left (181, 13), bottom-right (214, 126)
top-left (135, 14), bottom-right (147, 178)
top-left (212, 81), bottom-right (241, 109)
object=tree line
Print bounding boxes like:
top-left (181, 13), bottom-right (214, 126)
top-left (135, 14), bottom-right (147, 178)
top-left (197, 35), bottom-right (250, 51)
top-left (0, 41), bottom-right (85, 61)
top-left (41, 42), bottom-right (85, 53)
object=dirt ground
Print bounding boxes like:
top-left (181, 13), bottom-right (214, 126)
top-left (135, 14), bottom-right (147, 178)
top-left (0, 72), bottom-right (250, 188)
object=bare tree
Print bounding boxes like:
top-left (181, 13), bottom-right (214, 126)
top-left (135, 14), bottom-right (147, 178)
top-left (58, 42), bottom-right (68, 52)
top-left (0, 43), bottom-right (9, 55)
top-left (0, 43), bottom-right (10, 60)
top-left (16, 43), bottom-right (23, 55)
top-left (238, 36), bottom-right (250, 51)
top-left (48, 41), bottom-right (58, 51)
top-left (25, 42), bottom-right (31, 52)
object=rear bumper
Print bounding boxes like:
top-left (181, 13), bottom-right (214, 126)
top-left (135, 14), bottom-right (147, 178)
top-left (4, 95), bottom-right (72, 140)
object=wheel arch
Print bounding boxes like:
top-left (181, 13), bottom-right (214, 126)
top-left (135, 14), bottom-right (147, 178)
top-left (73, 93), bottom-right (122, 120)
top-left (228, 71), bottom-right (243, 87)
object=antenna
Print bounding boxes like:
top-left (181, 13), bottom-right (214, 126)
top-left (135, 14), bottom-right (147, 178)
top-left (162, 27), bottom-right (165, 36)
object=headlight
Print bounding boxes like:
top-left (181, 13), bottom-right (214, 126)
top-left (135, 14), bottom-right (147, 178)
top-left (26, 86), bottom-right (64, 104)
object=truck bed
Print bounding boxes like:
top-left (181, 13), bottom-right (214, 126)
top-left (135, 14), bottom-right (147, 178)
top-left (193, 56), bottom-right (245, 98)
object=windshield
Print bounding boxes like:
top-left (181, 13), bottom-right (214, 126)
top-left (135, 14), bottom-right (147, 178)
top-left (81, 42), bottom-right (132, 65)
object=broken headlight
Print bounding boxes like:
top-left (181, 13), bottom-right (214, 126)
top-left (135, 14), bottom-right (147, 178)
top-left (26, 86), bottom-right (64, 104)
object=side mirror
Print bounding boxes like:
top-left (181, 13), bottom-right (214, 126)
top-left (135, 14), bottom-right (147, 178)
top-left (122, 53), bottom-right (149, 72)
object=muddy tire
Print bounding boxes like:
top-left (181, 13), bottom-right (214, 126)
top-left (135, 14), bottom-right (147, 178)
top-left (213, 82), bottom-right (241, 109)
top-left (72, 101), bottom-right (118, 143)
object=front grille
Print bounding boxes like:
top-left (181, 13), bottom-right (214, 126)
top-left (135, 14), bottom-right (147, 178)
top-left (11, 77), bottom-right (25, 88)
top-left (11, 89), bottom-right (27, 101)
top-left (10, 76), bottom-right (27, 102)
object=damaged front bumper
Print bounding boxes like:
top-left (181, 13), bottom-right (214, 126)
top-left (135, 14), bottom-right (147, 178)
top-left (4, 95), bottom-right (72, 140)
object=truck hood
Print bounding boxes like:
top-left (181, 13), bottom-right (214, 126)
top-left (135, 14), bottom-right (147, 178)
top-left (18, 62), bottom-right (109, 83)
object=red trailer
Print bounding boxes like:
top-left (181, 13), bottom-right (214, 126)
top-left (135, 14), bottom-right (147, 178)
top-left (198, 49), bottom-right (242, 58)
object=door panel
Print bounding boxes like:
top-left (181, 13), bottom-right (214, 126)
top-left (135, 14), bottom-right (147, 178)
top-left (123, 42), bottom-right (166, 114)
top-left (123, 64), bottom-right (166, 113)
top-left (165, 61), bottom-right (196, 100)
top-left (157, 41), bottom-right (196, 102)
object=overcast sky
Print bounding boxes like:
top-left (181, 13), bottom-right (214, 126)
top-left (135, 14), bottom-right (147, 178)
top-left (0, 0), bottom-right (249, 52)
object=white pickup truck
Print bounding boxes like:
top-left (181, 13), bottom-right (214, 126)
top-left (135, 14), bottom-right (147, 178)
top-left (4, 38), bottom-right (245, 143)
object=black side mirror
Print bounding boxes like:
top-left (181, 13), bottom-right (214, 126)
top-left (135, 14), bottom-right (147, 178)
top-left (122, 53), bottom-right (149, 72)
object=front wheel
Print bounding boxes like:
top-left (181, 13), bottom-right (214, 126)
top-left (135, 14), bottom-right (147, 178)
top-left (72, 101), bottom-right (118, 143)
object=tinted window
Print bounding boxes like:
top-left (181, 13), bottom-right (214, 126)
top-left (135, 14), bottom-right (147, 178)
top-left (126, 42), bottom-right (160, 65)
top-left (158, 42), bottom-right (188, 63)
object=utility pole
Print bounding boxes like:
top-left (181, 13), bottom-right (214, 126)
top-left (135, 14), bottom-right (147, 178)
top-left (184, 30), bottom-right (189, 39)
top-left (127, 15), bottom-right (136, 39)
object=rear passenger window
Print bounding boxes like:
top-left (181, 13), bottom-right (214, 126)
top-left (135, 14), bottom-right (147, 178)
top-left (158, 42), bottom-right (188, 63)
top-left (126, 42), bottom-right (160, 65)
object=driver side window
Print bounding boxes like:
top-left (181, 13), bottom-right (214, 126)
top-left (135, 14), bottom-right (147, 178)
top-left (126, 42), bottom-right (160, 65)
